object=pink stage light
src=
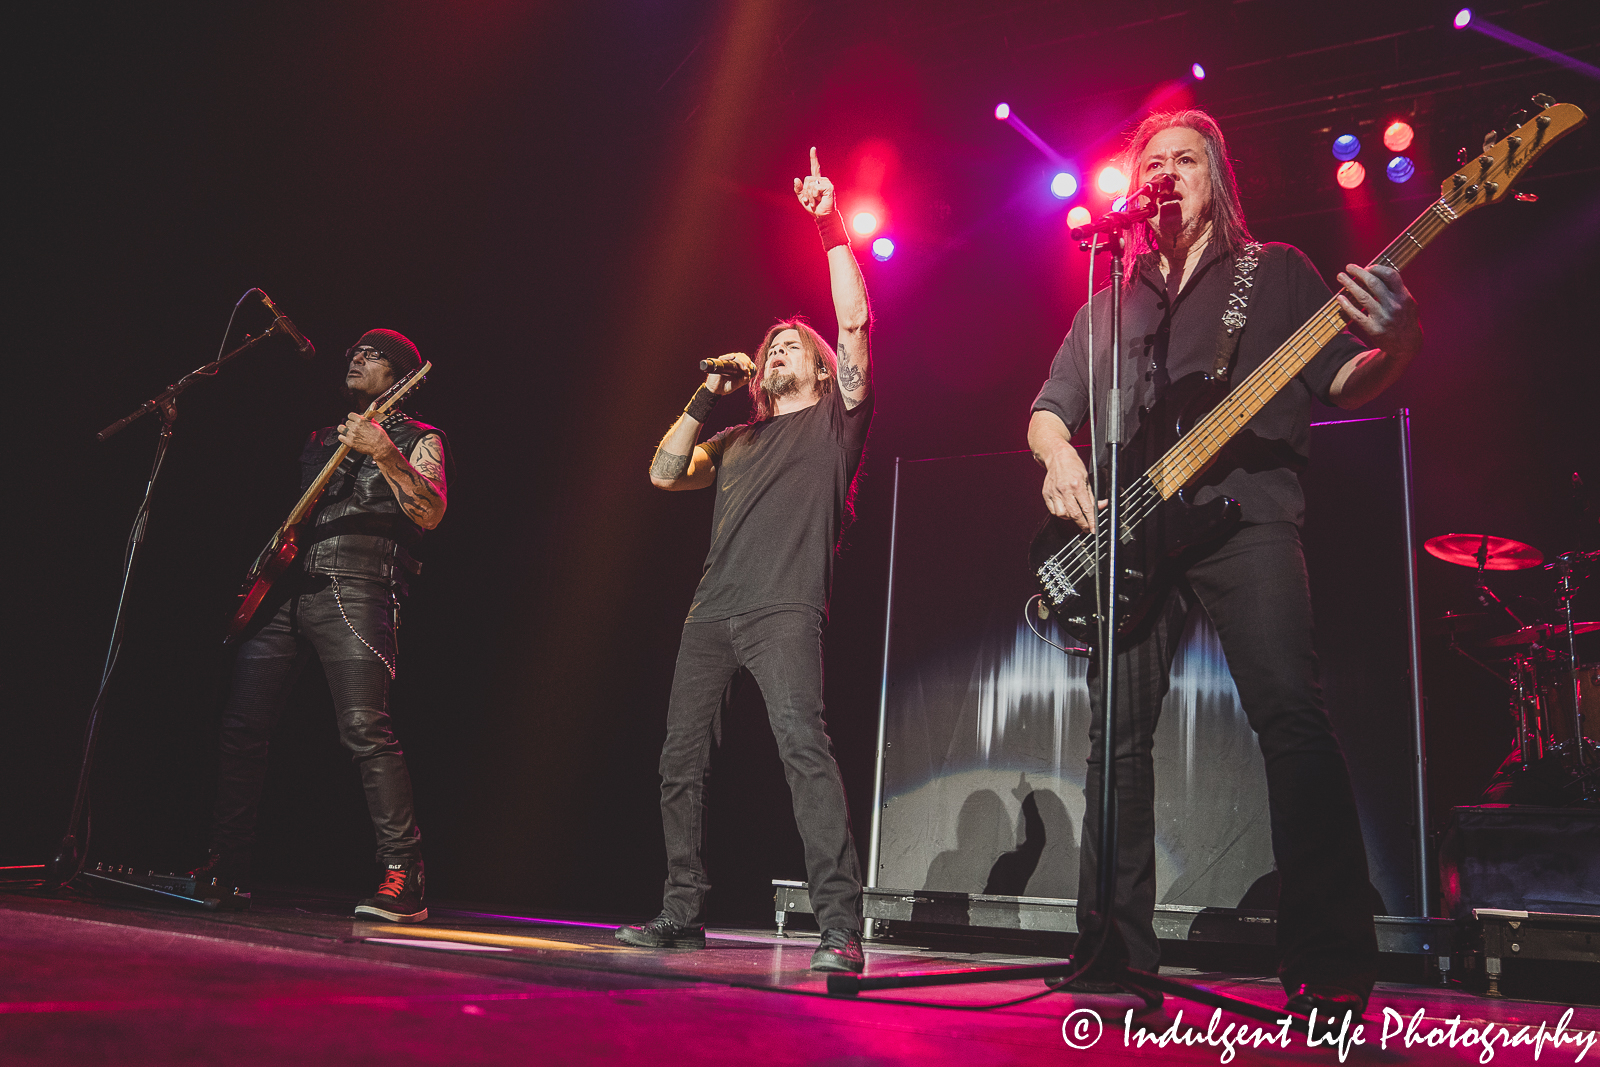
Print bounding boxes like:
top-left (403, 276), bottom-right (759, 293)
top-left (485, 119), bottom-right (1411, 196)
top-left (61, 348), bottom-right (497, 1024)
top-left (1336, 161), bottom-right (1366, 189)
top-left (1383, 121), bottom-right (1415, 152)
top-left (1454, 8), bottom-right (1473, 29)
top-left (1096, 166), bottom-right (1128, 196)
top-left (994, 102), bottom-right (1011, 121)
top-left (1067, 206), bottom-right (1092, 228)
top-left (851, 211), bottom-right (879, 236)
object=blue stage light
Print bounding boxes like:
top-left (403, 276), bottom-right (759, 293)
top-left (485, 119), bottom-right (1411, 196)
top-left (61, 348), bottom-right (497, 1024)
top-left (1050, 172), bottom-right (1078, 199)
top-left (1454, 8), bottom-right (1473, 29)
top-left (1387, 155), bottom-right (1416, 183)
top-left (871, 237), bottom-right (895, 261)
top-left (1332, 135), bottom-right (1361, 161)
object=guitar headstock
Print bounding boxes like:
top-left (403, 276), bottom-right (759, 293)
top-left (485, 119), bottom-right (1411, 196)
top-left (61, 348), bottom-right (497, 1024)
top-left (372, 361), bottom-right (432, 416)
top-left (1439, 98), bottom-right (1586, 215)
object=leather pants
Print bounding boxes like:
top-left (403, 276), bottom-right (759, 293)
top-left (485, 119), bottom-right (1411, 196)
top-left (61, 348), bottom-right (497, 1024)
top-left (211, 570), bottom-right (422, 866)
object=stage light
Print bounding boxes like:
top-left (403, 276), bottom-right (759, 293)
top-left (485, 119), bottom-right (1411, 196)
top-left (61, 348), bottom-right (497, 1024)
top-left (1097, 166), bottom-right (1128, 195)
top-left (1387, 155), bottom-right (1416, 183)
top-left (1191, 62), bottom-right (1206, 81)
top-left (1383, 121), bottom-right (1414, 152)
top-left (1454, 8), bottom-right (1472, 29)
top-left (1050, 172), bottom-right (1078, 199)
top-left (1336, 161), bottom-right (1367, 189)
top-left (1067, 206), bottom-right (1091, 229)
top-left (851, 211), bottom-right (879, 236)
top-left (1111, 196), bottom-right (1127, 212)
top-left (871, 237), bottom-right (894, 261)
top-left (1332, 134), bottom-right (1361, 161)
top-left (994, 102), bottom-right (1011, 121)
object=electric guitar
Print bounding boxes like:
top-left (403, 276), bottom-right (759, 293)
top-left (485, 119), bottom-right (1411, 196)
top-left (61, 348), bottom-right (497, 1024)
top-left (224, 361), bottom-right (431, 644)
top-left (1030, 97), bottom-right (1586, 646)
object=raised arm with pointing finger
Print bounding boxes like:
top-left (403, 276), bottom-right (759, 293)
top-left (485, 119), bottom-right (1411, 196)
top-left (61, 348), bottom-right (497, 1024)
top-left (623, 148), bottom-right (875, 976)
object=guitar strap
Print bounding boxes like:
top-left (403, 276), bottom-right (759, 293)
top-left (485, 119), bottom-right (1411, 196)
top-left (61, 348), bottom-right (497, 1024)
top-left (1212, 241), bottom-right (1263, 382)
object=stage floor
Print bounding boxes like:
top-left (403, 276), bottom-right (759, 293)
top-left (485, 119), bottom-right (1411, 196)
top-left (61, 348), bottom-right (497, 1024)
top-left (2, 889), bottom-right (1595, 1065)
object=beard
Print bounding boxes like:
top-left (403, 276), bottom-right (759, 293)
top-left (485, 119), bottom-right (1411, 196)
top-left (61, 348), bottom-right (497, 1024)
top-left (763, 370), bottom-right (800, 398)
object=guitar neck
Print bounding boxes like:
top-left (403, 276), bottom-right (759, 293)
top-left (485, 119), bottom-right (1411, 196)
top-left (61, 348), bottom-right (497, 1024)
top-left (274, 360), bottom-right (432, 534)
top-left (1139, 200), bottom-right (1455, 505)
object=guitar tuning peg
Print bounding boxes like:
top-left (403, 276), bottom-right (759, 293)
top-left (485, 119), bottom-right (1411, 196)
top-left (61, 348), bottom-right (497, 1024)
top-left (1532, 92), bottom-right (1555, 108)
top-left (1482, 130), bottom-right (1499, 150)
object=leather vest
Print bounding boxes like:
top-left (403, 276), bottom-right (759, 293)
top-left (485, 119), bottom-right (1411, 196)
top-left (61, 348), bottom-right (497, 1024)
top-left (296, 411), bottom-right (447, 588)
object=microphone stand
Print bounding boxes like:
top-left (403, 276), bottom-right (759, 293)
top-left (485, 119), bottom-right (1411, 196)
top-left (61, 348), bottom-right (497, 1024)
top-left (823, 194), bottom-right (1328, 1036)
top-left (0, 321), bottom-right (291, 896)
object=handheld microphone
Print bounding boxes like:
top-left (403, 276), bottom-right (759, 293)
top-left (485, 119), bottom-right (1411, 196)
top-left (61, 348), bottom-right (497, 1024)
top-left (258, 291), bottom-right (316, 358)
top-left (699, 355), bottom-right (749, 376)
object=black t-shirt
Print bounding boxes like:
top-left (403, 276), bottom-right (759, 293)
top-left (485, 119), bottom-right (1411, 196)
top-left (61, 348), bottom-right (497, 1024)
top-left (687, 387), bottom-right (874, 622)
top-left (1031, 242), bottom-right (1365, 526)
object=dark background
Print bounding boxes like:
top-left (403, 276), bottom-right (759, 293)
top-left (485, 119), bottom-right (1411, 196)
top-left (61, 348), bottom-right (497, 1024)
top-left (9, 0), bottom-right (1599, 923)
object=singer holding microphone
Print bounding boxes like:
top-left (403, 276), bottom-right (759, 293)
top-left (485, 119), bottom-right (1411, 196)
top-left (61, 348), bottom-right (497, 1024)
top-left (615, 148), bottom-right (874, 973)
top-left (193, 328), bottom-right (448, 923)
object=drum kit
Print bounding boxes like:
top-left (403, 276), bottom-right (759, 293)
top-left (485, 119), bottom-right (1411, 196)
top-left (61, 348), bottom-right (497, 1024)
top-left (1426, 533), bottom-right (1599, 806)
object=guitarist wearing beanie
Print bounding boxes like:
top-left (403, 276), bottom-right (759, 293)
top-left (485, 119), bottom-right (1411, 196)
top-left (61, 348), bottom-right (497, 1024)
top-left (194, 328), bottom-right (448, 922)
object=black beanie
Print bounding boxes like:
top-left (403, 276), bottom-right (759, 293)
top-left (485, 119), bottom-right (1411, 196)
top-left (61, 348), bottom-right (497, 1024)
top-left (354, 329), bottom-right (422, 378)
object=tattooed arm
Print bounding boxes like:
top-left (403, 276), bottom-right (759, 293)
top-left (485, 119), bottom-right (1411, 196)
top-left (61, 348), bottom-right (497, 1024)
top-left (649, 414), bottom-right (717, 492)
top-left (794, 146), bottom-right (872, 409)
top-left (375, 434), bottom-right (448, 529)
top-left (339, 413), bottom-right (449, 528)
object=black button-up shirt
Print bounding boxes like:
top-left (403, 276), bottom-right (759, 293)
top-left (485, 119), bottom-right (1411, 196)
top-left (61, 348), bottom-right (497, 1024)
top-left (1032, 241), bottom-right (1364, 526)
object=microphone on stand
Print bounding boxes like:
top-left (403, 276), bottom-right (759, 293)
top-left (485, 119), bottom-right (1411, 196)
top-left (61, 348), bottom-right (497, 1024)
top-left (1125, 172), bottom-right (1177, 205)
top-left (699, 355), bottom-right (750, 377)
top-left (258, 291), bottom-right (316, 358)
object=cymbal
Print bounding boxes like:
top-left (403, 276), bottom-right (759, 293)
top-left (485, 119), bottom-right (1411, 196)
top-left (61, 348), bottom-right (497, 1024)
top-left (1424, 533), bottom-right (1544, 571)
top-left (1483, 621), bottom-right (1600, 647)
top-left (1428, 612), bottom-right (1495, 635)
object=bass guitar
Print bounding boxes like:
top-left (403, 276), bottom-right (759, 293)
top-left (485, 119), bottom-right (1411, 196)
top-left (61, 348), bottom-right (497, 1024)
top-left (224, 361), bottom-right (431, 644)
top-left (1030, 97), bottom-right (1585, 646)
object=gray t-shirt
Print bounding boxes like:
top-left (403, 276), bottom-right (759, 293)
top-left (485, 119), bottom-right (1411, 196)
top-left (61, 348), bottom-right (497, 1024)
top-left (687, 386), bottom-right (873, 622)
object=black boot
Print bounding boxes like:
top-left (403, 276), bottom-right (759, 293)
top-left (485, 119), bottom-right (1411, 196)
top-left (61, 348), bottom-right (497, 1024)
top-left (354, 860), bottom-right (427, 922)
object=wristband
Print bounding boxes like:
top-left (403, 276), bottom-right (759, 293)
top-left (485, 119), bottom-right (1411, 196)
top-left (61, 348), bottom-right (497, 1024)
top-left (684, 384), bottom-right (719, 424)
top-left (816, 210), bottom-right (849, 252)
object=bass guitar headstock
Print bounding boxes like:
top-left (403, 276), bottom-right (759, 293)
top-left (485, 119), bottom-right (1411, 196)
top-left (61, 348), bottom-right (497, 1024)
top-left (1439, 95), bottom-right (1586, 215)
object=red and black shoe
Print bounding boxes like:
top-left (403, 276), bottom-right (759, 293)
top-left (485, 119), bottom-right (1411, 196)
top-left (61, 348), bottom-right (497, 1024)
top-left (354, 860), bottom-right (427, 923)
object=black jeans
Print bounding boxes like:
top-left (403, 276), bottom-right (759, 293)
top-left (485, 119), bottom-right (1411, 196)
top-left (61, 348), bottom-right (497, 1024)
top-left (658, 605), bottom-right (863, 932)
top-left (211, 571), bottom-right (421, 866)
top-left (1076, 522), bottom-right (1378, 996)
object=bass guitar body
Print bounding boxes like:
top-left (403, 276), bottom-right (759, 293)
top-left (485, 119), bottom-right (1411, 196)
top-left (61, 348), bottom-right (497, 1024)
top-left (225, 528), bottom-right (300, 644)
top-left (1029, 372), bottom-right (1241, 648)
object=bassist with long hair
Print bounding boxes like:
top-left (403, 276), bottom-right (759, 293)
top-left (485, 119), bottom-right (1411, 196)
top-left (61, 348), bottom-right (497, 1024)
top-left (1027, 110), bottom-right (1422, 1019)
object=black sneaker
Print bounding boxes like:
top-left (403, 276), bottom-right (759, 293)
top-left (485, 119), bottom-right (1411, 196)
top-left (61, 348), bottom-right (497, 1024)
top-left (354, 861), bottom-right (427, 923)
top-left (614, 914), bottom-right (707, 948)
top-left (188, 851), bottom-right (252, 908)
top-left (810, 928), bottom-right (865, 973)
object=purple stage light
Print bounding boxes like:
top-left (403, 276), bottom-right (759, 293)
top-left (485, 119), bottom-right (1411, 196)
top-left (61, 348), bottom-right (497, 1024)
top-left (871, 237), bottom-right (894, 261)
top-left (1454, 8), bottom-right (1472, 29)
top-left (1387, 156), bottom-right (1416, 183)
top-left (1332, 134), bottom-right (1361, 161)
top-left (1191, 62), bottom-right (1206, 81)
top-left (1050, 172), bottom-right (1078, 199)
top-left (994, 102), bottom-right (1011, 121)
top-left (1459, 12), bottom-right (1600, 79)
